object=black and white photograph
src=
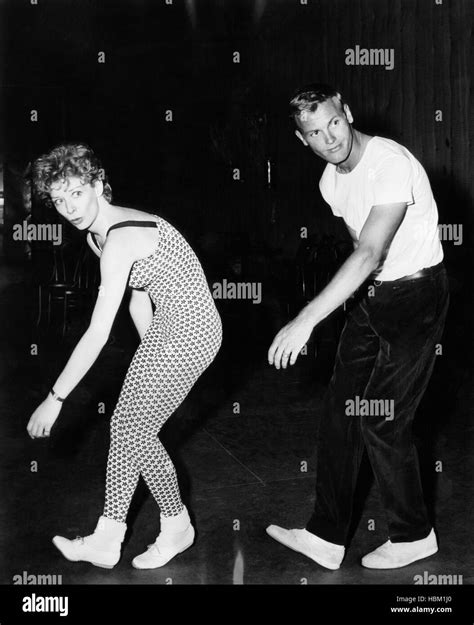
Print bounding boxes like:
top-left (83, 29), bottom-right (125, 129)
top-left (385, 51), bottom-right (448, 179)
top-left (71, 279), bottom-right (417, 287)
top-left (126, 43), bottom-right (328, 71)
top-left (0, 0), bottom-right (472, 623)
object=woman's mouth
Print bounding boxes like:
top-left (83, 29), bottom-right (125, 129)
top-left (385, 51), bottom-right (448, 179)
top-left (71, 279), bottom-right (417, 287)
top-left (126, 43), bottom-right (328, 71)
top-left (70, 217), bottom-right (83, 226)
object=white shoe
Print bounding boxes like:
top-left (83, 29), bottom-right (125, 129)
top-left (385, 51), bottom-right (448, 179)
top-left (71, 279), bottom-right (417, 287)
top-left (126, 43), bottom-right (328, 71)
top-left (361, 529), bottom-right (438, 569)
top-left (132, 525), bottom-right (195, 569)
top-left (52, 516), bottom-right (127, 569)
top-left (266, 525), bottom-right (345, 570)
top-left (132, 506), bottom-right (195, 570)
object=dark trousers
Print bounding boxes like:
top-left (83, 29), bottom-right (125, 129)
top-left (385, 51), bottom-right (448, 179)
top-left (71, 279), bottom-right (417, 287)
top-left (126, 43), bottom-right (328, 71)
top-left (306, 262), bottom-right (449, 545)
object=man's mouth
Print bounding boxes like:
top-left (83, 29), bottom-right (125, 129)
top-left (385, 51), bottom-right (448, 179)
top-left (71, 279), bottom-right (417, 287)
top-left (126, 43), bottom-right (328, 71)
top-left (328, 145), bottom-right (342, 153)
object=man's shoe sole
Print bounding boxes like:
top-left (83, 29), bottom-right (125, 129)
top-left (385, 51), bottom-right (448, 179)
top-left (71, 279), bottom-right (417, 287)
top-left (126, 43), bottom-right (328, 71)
top-left (266, 527), bottom-right (341, 570)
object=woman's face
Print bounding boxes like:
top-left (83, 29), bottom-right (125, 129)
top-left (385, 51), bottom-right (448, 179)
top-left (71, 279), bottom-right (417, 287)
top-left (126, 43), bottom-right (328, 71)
top-left (49, 176), bottom-right (101, 230)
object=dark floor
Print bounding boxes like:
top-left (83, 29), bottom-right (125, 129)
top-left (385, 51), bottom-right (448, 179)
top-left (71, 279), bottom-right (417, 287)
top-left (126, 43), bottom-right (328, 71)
top-left (1, 260), bottom-right (473, 586)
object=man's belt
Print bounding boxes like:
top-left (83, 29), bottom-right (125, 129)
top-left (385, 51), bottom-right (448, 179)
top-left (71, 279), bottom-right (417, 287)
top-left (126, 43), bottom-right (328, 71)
top-left (369, 262), bottom-right (444, 285)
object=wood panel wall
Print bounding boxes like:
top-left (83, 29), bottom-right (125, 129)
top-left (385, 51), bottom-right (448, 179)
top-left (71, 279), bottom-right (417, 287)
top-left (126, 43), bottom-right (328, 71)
top-left (2, 0), bottom-right (472, 259)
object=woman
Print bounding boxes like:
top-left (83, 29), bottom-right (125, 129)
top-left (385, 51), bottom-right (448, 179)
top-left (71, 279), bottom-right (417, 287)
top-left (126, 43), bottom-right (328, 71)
top-left (27, 143), bottom-right (222, 569)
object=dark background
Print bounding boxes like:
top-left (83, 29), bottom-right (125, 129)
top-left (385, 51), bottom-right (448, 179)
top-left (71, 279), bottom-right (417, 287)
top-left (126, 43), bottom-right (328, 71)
top-left (2, 0), bottom-right (472, 360)
top-left (2, 0), bottom-right (472, 258)
top-left (0, 0), bottom-right (472, 604)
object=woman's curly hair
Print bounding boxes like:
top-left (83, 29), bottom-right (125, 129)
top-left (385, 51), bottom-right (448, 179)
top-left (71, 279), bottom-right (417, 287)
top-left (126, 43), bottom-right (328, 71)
top-left (30, 143), bottom-right (112, 203)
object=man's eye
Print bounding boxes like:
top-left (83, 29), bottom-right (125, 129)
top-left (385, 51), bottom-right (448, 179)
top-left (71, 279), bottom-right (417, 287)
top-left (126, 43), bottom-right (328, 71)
top-left (72, 191), bottom-right (82, 197)
top-left (311, 131), bottom-right (319, 137)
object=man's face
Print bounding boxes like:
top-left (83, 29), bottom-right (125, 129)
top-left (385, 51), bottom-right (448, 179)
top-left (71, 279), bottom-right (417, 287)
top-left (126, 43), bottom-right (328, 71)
top-left (50, 176), bottom-right (101, 230)
top-left (294, 96), bottom-right (354, 164)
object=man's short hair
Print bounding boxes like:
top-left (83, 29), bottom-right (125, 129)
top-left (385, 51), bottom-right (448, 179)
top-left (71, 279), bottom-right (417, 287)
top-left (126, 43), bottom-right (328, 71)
top-left (289, 83), bottom-right (345, 123)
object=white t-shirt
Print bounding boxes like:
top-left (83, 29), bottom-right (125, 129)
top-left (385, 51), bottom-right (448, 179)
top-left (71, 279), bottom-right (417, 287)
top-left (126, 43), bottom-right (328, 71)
top-left (319, 136), bottom-right (443, 281)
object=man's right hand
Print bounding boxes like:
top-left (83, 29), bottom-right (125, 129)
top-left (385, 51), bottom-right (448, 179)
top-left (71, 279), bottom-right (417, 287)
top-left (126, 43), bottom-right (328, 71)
top-left (268, 314), bottom-right (314, 370)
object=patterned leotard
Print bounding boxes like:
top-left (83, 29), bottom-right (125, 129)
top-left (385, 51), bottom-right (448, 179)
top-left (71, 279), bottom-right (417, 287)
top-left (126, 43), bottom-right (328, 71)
top-left (91, 216), bottom-right (222, 521)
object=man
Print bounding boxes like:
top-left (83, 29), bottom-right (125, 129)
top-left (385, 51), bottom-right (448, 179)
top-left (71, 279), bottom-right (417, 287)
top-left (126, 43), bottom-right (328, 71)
top-left (266, 84), bottom-right (449, 570)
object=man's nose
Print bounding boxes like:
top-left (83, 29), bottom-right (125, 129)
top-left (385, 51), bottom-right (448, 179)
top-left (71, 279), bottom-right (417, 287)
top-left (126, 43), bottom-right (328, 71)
top-left (325, 131), bottom-right (336, 145)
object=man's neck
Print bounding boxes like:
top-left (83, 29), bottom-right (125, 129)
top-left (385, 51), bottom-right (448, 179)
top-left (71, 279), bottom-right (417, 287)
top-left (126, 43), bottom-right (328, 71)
top-left (336, 129), bottom-right (372, 174)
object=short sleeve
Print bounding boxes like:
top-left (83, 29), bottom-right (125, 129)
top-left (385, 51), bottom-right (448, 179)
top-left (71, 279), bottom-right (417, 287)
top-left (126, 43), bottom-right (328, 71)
top-left (371, 154), bottom-right (414, 206)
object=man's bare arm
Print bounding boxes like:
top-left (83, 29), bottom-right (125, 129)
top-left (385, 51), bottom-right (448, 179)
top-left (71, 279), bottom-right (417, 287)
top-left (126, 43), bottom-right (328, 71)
top-left (346, 224), bottom-right (359, 249)
top-left (269, 202), bottom-right (408, 368)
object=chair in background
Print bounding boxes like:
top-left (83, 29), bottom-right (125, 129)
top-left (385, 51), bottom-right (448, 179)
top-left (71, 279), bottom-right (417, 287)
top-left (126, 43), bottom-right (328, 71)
top-left (35, 240), bottom-right (99, 336)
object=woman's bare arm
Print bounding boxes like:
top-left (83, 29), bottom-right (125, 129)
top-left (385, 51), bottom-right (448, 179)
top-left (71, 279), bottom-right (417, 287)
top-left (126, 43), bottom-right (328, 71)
top-left (129, 289), bottom-right (154, 340)
top-left (27, 231), bottom-right (135, 438)
top-left (53, 236), bottom-right (135, 395)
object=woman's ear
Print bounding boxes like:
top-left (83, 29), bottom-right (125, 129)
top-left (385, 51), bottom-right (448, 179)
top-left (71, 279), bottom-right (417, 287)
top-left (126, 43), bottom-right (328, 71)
top-left (93, 178), bottom-right (104, 197)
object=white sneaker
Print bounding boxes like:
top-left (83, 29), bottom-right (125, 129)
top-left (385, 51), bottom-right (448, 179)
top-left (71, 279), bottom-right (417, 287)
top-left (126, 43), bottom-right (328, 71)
top-left (361, 529), bottom-right (438, 569)
top-left (52, 516), bottom-right (127, 569)
top-left (266, 525), bottom-right (345, 570)
top-left (132, 525), bottom-right (195, 569)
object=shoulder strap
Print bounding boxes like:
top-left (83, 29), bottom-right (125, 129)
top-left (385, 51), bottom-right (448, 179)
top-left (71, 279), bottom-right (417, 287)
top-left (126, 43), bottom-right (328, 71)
top-left (106, 220), bottom-right (158, 237)
top-left (89, 231), bottom-right (102, 252)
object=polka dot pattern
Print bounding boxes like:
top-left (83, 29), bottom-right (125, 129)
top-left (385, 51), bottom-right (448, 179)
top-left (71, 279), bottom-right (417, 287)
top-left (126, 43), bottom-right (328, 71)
top-left (103, 217), bottom-right (222, 522)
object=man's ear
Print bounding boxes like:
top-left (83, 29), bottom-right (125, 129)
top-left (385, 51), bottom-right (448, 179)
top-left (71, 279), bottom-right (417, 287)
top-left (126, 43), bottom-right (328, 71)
top-left (343, 103), bottom-right (354, 125)
top-left (295, 129), bottom-right (308, 146)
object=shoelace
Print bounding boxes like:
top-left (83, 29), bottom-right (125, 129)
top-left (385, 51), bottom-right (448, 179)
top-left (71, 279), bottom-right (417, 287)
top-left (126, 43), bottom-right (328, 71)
top-left (73, 536), bottom-right (85, 544)
top-left (146, 531), bottom-right (186, 555)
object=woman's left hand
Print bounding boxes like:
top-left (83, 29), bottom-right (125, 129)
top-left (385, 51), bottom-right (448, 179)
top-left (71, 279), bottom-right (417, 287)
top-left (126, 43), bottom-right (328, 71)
top-left (27, 396), bottom-right (63, 439)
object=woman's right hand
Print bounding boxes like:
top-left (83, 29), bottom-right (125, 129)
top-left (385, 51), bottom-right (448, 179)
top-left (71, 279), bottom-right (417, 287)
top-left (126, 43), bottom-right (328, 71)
top-left (27, 396), bottom-right (63, 439)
